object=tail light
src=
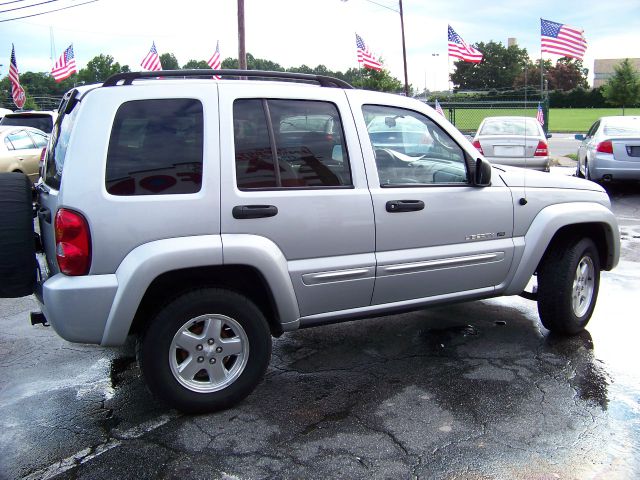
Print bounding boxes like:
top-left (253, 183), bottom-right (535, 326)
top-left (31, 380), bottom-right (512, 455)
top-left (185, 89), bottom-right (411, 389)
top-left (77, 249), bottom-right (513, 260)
top-left (55, 208), bottom-right (91, 276)
top-left (596, 140), bottom-right (613, 154)
top-left (472, 140), bottom-right (483, 154)
top-left (534, 140), bottom-right (548, 156)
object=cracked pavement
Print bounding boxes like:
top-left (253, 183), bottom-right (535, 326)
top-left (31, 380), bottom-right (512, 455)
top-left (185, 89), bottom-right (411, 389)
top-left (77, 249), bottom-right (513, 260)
top-left (1, 183), bottom-right (639, 480)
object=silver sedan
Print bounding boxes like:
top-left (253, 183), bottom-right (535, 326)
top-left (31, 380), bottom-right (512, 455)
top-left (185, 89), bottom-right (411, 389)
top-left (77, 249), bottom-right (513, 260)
top-left (576, 116), bottom-right (640, 182)
top-left (472, 116), bottom-right (550, 171)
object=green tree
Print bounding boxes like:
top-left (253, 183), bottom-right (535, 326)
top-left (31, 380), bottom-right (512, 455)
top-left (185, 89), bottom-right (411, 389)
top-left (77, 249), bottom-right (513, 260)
top-left (159, 53), bottom-right (179, 70)
top-left (513, 58), bottom-right (588, 92)
top-left (77, 54), bottom-right (129, 84)
top-left (602, 58), bottom-right (640, 114)
top-left (182, 59), bottom-right (210, 69)
top-left (450, 41), bottom-right (529, 90)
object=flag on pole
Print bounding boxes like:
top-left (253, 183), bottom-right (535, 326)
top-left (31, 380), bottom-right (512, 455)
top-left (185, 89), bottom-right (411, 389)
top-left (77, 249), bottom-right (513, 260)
top-left (448, 25), bottom-right (483, 63)
top-left (536, 102), bottom-right (545, 126)
top-left (435, 99), bottom-right (445, 117)
top-left (140, 42), bottom-right (162, 71)
top-left (355, 34), bottom-right (382, 71)
top-left (9, 45), bottom-right (26, 109)
top-left (51, 44), bottom-right (77, 82)
top-left (207, 41), bottom-right (222, 79)
top-left (540, 19), bottom-right (587, 60)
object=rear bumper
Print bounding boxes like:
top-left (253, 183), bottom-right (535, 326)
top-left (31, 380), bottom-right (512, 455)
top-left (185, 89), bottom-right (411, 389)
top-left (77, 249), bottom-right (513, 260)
top-left (38, 273), bottom-right (118, 344)
top-left (487, 156), bottom-right (549, 171)
top-left (591, 156), bottom-right (640, 180)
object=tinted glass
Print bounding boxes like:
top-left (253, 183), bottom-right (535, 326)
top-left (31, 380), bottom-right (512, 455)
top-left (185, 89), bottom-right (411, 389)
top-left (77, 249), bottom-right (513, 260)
top-left (1, 115), bottom-right (53, 132)
top-left (363, 104), bottom-right (468, 186)
top-left (479, 118), bottom-right (540, 136)
top-left (234, 99), bottom-right (351, 189)
top-left (44, 105), bottom-right (78, 189)
top-left (106, 99), bottom-right (203, 196)
top-left (7, 130), bottom-right (36, 150)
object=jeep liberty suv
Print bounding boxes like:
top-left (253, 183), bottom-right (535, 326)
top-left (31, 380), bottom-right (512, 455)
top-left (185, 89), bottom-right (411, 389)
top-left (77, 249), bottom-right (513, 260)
top-left (0, 70), bottom-right (620, 413)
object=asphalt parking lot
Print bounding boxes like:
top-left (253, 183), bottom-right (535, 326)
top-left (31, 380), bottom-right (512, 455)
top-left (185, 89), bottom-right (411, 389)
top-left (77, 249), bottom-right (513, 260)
top-left (1, 162), bottom-right (639, 479)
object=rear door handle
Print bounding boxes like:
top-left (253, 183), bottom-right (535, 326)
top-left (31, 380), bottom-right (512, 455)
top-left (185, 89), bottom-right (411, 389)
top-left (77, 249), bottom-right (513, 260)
top-left (232, 205), bottom-right (278, 219)
top-left (386, 200), bottom-right (425, 213)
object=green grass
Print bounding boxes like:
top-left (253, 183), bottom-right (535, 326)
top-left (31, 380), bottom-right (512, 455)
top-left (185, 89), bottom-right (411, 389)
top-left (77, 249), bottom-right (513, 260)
top-left (451, 107), bottom-right (640, 133)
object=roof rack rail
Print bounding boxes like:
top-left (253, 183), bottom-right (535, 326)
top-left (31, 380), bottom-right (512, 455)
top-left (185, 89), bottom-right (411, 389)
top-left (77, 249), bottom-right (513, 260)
top-left (102, 69), bottom-right (353, 89)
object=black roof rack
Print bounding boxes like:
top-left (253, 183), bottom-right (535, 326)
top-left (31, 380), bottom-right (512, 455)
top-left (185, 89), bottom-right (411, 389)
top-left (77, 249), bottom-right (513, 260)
top-left (102, 69), bottom-right (353, 89)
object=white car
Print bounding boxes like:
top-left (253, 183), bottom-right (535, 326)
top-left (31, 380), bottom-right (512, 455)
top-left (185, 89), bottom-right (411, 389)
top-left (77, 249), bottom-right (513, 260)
top-left (576, 116), bottom-right (640, 182)
top-left (472, 116), bottom-right (550, 171)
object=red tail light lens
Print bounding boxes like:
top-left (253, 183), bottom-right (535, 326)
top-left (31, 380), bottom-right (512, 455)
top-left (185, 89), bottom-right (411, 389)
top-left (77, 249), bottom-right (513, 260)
top-left (472, 140), bottom-right (483, 154)
top-left (55, 208), bottom-right (91, 276)
top-left (534, 140), bottom-right (549, 156)
top-left (596, 140), bottom-right (613, 154)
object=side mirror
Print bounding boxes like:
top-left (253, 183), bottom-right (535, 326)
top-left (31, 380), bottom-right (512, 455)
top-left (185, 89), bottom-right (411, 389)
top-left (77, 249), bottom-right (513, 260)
top-left (546, 133), bottom-right (553, 139)
top-left (574, 134), bottom-right (585, 141)
top-left (474, 158), bottom-right (492, 187)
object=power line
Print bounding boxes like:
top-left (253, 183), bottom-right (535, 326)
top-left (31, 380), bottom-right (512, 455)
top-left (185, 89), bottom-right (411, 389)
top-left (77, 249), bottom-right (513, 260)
top-left (0, 0), bottom-right (98, 22)
top-left (0, 0), bottom-right (33, 6)
top-left (1, 0), bottom-right (64, 14)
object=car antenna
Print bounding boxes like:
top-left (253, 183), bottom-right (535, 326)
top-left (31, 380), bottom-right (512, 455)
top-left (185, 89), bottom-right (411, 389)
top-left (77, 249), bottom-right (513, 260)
top-left (520, 64), bottom-right (529, 206)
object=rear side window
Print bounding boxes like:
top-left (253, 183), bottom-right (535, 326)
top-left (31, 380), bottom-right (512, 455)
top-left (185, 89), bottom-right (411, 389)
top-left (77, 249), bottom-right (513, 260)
top-left (234, 99), bottom-right (352, 189)
top-left (6, 131), bottom-right (36, 150)
top-left (44, 104), bottom-right (79, 189)
top-left (106, 99), bottom-right (203, 196)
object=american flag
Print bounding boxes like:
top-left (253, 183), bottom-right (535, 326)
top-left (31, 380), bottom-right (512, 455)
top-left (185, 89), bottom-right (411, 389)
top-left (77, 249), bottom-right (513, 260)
top-left (435, 99), bottom-right (445, 117)
top-left (355, 34), bottom-right (382, 71)
top-left (540, 19), bottom-right (587, 60)
top-left (51, 44), bottom-right (77, 82)
top-left (536, 102), bottom-right (545, 126)
top-left (448, 25), bottom-right (483, 63)
top-left (140, 42), bottom-right (162, 71)
top-left (207, 41), bottom-right (222, 79)
top-left (9, 45), bottom-right (26, 109)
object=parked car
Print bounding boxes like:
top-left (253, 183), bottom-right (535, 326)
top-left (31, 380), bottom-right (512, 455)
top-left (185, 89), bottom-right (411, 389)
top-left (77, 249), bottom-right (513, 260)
top-left (0, 108), bottom-right (12, 119)
top-left (472, 116), bottom-right (550, 171)
top-left (0, 125), bottom-right (48, 183)
top-left (0, 110), bottom-right (58, 133)
top-left (575, 116), bottom-right (640, 182)
top-left (0, 70), bottom-right (619, 413)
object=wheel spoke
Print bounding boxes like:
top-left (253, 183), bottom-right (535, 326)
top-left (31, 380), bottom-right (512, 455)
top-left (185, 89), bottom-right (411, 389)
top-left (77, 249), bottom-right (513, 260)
top-left (177, 357), bottom-right (202, 381)
top-left (175, 330), bottom-right (201, 352)
top-left (206, 361), bottom-right (228, 383)
top-left (203, 317), bottom-right (223, 343)
top-left (220, 337), bottom-right (243, 356)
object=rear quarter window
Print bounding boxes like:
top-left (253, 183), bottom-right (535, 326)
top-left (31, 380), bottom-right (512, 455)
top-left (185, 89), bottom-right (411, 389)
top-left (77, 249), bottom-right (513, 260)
top-left (105, 99), bottom-right (204, 196)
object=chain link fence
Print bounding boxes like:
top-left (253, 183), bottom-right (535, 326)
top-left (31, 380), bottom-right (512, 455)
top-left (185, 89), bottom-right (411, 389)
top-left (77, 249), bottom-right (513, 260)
top-left (422, 99), bottom-right (550, 135)
top-left (1, 94), bottom-right (63, 112)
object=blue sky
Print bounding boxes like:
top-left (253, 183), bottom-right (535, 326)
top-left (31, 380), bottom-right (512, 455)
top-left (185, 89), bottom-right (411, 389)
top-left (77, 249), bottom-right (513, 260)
top-left (1, 0), bottom-right (639, 90)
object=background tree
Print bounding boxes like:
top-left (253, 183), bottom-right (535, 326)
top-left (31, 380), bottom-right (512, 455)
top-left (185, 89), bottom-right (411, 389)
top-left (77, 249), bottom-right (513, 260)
top-left (513, 58), bottom-right (588, 92)
top-left (450, 41), bottom-right (529, 90)
top-left (602, 58), bottom-right (640, 114)
top-left (182, 59), bottom-right (210, 69)
top-left (159, 53), bottom-right (179, 70)
top-left (77, 54), bottom-right (129, 84)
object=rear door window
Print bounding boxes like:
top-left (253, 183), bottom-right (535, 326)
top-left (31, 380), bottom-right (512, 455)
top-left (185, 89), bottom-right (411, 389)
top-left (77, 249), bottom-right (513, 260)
top-left (105, 99), bottom-right (204, 196)
top-left (6, 130), bottom-right (36, 150)
top-left (234, 99), bottom-right (351, 189)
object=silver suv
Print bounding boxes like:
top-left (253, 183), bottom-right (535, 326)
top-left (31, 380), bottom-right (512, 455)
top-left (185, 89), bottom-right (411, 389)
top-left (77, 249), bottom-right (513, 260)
top-left (0, 70), bottom-right (620, 413)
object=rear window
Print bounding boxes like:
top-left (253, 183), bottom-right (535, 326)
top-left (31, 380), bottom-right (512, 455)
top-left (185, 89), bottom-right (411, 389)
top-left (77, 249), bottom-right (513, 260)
top-left (479, 118), bottom-right (540, 136)
top-left (105, 99), bottom-right (204, 196)
top-left (603, 119), bottom-right (640, 137)
top-left (0, 114), bottom-right (53, 133)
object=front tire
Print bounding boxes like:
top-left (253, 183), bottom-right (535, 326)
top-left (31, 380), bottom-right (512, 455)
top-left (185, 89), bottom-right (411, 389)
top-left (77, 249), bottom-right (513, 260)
top-left (138, 288), bottom-right (272, 413)
top-left (537, 237), bottom-right (600, 335)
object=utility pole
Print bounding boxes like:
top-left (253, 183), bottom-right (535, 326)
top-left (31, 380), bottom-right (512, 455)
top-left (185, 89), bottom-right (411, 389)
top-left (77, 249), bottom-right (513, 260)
top-left (238, 0), bottom-right (247, 70)
top-left (398, 0), bottom-right (409, 96)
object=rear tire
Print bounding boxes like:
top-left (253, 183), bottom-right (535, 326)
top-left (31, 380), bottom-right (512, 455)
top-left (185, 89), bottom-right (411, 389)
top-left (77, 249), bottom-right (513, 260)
top-left (537, 237), bottom-right (600, 335)
top-left (576, 160), bottom-right (584, 178)
top-left (0, 173), bottom-right (36, 297)
top-left (138, 288), bottom-right (272, 413)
